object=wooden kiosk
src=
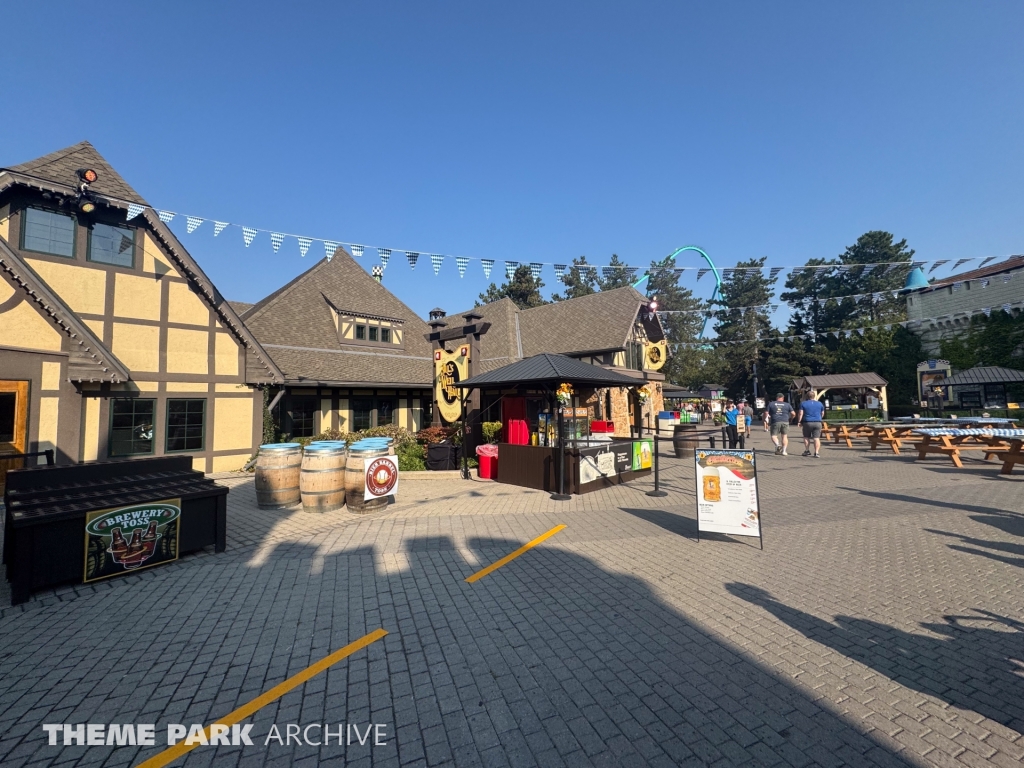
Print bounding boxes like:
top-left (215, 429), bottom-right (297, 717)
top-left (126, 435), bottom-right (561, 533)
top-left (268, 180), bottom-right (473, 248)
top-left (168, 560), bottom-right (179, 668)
top-left (456, 355), bottom-right (652, 497)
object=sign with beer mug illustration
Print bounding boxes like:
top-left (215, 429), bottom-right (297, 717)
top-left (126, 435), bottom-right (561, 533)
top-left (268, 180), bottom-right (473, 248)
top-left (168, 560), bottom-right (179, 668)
top-left (83, 499), bottom-right (181, 583)
top-left (694, 450), bottom-right (762, 542)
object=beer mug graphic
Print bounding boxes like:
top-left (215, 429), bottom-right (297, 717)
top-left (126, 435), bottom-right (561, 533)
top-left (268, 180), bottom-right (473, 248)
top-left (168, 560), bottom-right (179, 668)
top-left (702, 467), bottom-right (722, 502)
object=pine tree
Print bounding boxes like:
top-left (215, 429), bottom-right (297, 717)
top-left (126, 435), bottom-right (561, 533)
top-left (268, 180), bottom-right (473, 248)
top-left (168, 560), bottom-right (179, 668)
top-left (645, 258), bottom-right (706, 387)
top-left (597, 254), bottom-right (636, 291)
top-left (712, 257), bottom-right (778, 398)
top-left (476, 265), bottom-right (548, 309)
top-left (550, 256), bottom-right (599, 301)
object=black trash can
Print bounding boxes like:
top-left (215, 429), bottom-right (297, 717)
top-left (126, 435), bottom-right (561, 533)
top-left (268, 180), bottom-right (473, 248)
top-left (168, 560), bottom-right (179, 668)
top-left (426, 441), bottom-right (461, 471)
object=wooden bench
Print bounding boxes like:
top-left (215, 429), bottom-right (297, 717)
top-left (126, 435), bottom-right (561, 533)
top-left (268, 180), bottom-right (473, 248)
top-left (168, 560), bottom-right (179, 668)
top-left (1000, 439), bottom-right (1024, 475)
top-left (868, 425), bottom-right (922, 454)
top-left (911, 429), bottom-right (1024, 469)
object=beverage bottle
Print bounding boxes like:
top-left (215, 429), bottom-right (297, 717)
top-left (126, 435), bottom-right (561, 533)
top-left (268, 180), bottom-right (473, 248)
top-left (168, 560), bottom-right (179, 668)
top-left (142, 520), bottom-right (158, 542)
top-left (127, 528), bottom-right (144, 555)
top-left (109, 527), bottom-right (129, 555)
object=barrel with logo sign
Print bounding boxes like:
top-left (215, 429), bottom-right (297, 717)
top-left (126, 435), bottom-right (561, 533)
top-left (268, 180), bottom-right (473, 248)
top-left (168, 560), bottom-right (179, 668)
top-left (299, 442), bottom-right (347, 512)
top-left (345, 441), bottom-right (394, 514)
top-left (255, 443), bottom-right (302, 508)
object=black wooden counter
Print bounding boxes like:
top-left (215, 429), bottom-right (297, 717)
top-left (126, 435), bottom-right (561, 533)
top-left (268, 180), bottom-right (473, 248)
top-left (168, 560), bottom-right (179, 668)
top-left (3, 456), bottom-right (227, 605)
top-left (495, 441), bottom-right (650, 495)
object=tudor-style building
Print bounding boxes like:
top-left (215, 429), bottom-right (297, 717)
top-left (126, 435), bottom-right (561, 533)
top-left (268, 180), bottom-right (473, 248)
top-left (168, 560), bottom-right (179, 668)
top-left (238, 250), bottom-right (434, 438)
top-left (0, 141), bottom-right (282, 488)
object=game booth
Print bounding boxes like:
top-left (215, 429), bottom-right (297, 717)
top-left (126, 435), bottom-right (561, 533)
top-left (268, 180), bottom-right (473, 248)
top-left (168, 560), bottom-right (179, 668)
top-left (456, 354), bottom-right (654, 497)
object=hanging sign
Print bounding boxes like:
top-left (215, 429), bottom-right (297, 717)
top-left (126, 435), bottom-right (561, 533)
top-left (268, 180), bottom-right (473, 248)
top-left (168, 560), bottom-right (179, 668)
top-left (83, 499), bottom-right (181, 583)
top-left (434, 345), bottom-right (469, 423)
top-left (694, 450), bottom-right (762, 542)
top-left (644, 340), bottom-right (668, 371)
top-left (364, 455), bottom-right (400, 501)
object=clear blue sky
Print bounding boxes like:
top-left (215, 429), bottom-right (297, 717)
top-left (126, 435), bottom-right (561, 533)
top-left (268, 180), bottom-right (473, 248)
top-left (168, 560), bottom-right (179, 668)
top-left (3, 1), bottom-right (1022, 318)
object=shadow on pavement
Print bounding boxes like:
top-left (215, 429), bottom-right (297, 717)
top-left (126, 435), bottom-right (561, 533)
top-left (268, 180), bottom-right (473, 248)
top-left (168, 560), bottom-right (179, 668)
top-left (726, 583), bottom-right (1024, 735)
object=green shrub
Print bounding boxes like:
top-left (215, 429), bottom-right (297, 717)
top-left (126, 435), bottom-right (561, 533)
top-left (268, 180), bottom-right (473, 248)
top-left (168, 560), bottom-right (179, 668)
top-left (397, 443), bottom-right (426, 471)
top-left (482, 421), bottom-right (503, 444)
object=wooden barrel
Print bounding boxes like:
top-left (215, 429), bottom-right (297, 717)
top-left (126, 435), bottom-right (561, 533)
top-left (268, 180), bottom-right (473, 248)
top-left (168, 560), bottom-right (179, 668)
top-left (255, 443), bottom-right (302, 508)
top-left (300, 443), bottom-right (347, 513)
top-left (672, 424), bottom-right (699, 458)
top-left (345, 444), bottom-right (391, 514)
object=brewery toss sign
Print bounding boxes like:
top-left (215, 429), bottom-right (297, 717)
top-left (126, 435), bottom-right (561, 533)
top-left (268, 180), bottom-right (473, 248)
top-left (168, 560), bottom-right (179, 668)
top-left (694, 449), bottom-right (763, 547)
top-left (364, 456), bottom-right (400, 501)
top-left (83, 499), bottom-right (181, 583)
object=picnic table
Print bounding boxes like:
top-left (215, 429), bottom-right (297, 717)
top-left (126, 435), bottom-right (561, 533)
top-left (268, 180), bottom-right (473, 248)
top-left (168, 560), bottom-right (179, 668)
top-left (867, 424), bottom-right (925, 454)
top-left (912, 428), bottom-right (1024, 471)
top-left (830, 421), bottom-right (883, 448)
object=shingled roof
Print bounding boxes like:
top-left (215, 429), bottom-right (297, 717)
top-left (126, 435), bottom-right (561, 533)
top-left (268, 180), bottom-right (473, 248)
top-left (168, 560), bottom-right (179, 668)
top-left (451, 286), bottom-right (662, 370)
top-left (1, 142), bottom-right (283, 384)
top-left (0, 238), bottom-right (130, 383)
top-left (242, 250), bottom-right (433, 386)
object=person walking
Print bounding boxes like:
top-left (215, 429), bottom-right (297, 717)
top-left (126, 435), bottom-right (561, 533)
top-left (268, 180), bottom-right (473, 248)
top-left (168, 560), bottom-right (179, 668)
top-left (797, 392), bottom-right (826, 457)
top-left (723, 400), bottom-right (739, 448)
top-left (742, 399), bottom-right (754, 438)
top-left (767, 393), bottom-right (794, 455)
top-left (762, 408), bottom-right (770, 432)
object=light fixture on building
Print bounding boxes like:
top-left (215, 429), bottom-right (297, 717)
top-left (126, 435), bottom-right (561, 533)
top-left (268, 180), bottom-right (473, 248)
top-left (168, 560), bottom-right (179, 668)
top-left (646, 296), bottom-right (659, 320)
top-left (78, 196), bottom-right (98, 214)
top-left (77, 168), bottom-right (99, 184)
top-left (74, 169), bottom-right (100, 214)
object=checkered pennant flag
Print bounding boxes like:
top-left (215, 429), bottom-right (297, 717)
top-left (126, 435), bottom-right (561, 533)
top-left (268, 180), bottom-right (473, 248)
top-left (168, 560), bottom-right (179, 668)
top-left (983, 307), bottom-right (992, 317)
top-left (529, 263), bottom-right (543, 280)
top-left (624, 266), bottom-right (637, 280)
top-left (505, 261), bottom-right (519, 280)
top-left (297, 237), bottom-right (312, 257)
top-left (860, 264), bottom-right (875, 278)
top-left (770, 304), bottom-right (780, 313)
top-left (378, 248), bottom-right (391, 268)
top-left (910, 261), bottom-right (925, 271)
top-left (928, 260), bottom-right (948, 273)
top-left (836, 265), bottom-right (849, 275)
top-left (815, 266), bottom-right (830, 275)
top-left (601, 266), bottom-right (616, 279)
top-left (553, 264), bottom-right (567, 282)
top-left (118, 234), bottom-right (133, 254)
top-left (242, 227), bottom-right (258, 247)
top-left (980, 278), bottom-right (989, 288)
top-left (721, 268), bottom-right (733, 279)
top-left (584, 265), bottom-right (599, 282)
top-left (978, 256), bottom-right (995, 268)
top-left (856, 328), bottom-right (865, 336)
top-left (883, 263), bottom-right (901, 275)
top-left (158, 210), bottom-right (175, 223)
top-left (431, 253), bottom-right (445, 275)
top-left (952, 258), bottom-right (971, 271)
top-left (769, 267), bottom-right (783, 280)
top-left (324, 241), bottom-right (341, 261)
top-left (1003, 303), bottom-right (1013, 314)
top-left (1003, 273), bottom-right (1012, 284)
top-left (186, 216), bottom-right (204, 234)
top-left (696, 268), bottom-right (709, 281)
top-left (126, 203), bottom-right (145, 221)
top-left (406, 251), bottom-right (419, 270)
top-left (213, 221), bottom-right (229, 237)
top-left (456, 256), bottom-right (469, 278)
top-left (351, 244), bottom-right (364, 258)
top-left (872, 293), bottom-right (882, 302)
top-left (270, 232), bottom-right (284, 253)
top-left (481, 259), bottom-right (494, 279)
top-left (952, 281), bottom-right (963, 292)
top-left (673, 268), bottom-right (685, 279)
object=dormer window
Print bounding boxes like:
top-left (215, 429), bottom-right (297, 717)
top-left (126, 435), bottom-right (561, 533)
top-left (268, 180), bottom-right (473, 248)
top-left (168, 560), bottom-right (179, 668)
top-left (334, 310), bottom-right (405, 349)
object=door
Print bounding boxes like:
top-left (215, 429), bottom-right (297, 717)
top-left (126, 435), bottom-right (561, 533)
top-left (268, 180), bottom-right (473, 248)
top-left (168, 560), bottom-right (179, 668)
top-left (0, 381), bottom-right (30, 495)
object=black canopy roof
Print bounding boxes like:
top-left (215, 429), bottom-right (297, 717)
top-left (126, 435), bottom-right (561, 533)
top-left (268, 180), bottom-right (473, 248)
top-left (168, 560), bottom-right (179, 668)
top-left (936, 365), bottom-right (1024, 386)
top-left (457, 353), bottom-right (642, 389)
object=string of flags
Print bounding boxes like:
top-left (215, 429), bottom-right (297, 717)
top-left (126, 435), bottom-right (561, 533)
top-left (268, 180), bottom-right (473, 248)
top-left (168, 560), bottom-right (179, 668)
top-left (671, 300), bottom-right (1023, 349)
top-left (122, 201), bottom-right (1016, 285)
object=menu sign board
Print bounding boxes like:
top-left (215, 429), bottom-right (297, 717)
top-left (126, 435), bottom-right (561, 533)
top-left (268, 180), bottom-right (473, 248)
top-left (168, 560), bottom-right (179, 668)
top-left (694, 449), bottom-right (762, 541)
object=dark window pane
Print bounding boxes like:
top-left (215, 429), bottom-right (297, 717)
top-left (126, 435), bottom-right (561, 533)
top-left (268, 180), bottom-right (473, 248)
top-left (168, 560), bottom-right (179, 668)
top-left (0, 392), bottom-right (15, 442)
top-left (286, 396), bottom-right (318, 438)
top-left (352, 398), bottom-right (373, 431)
top-left (109, 399), bottom-right (155, 456)
top-left (377, 398), bottom-right (396, 426)
top-left (369, 327), bottom-right (378, 341)
top-left (166, 399), bottom-right (205, 452)
top-left (23, 209), bottom-right (75, 257)
top-left (355, 325), bottom-right (366, 340)
top-left (381, 328), bottom-right (391, 343)
top-left (89, 223), bottom-right (135, 267)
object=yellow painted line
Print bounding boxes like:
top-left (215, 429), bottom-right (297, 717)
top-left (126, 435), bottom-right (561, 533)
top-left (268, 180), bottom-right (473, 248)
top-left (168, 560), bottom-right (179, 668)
top-left (135, 628), bottom-right (387, 768)
top-left (465, 525), bottom-right (566, 583)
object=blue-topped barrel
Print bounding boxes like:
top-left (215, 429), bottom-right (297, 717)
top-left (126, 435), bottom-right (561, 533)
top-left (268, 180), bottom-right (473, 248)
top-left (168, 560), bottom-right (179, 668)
top-left (345, 441), bottom-right (392, 514)
top-left (255, 443), bottom-right (302, 508)
top-left (300, 443), bottom-right (347, 513)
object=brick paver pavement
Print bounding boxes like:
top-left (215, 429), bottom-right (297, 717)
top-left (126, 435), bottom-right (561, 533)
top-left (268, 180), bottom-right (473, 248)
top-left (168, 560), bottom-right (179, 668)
top-left (1, 428), bottom-right (1022, 767)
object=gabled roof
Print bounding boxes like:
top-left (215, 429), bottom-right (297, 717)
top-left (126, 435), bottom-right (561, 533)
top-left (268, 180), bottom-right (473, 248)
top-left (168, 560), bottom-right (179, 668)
top-left (458, 354), bottom-right (642, 389)
top-left (4, 140), bottom-right (147, 204)
top-left (936, 366), bottom-right (1024, 386)
top-left (450, 286), bottom-right (661, 370)
top-left (913, 256), bottom-right (1024, 293)
top-left (0, 237), bottom-right (130, 383)
top-left (792, 373), bottom-right (888, 389)
top-left (1, 142), bottom-right (284, 385)
top-left (242, 249), bottom-right (433, 386)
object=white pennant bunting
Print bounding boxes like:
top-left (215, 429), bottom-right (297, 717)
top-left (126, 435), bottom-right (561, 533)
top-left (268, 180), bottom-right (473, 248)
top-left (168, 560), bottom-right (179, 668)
top-left (481, 259), bottom-right (494, 279)
top-left (978, 256), bottom-right (995, 268)
top-left (530, 263), bottom-right (543, 280)
top-left (983, 307), bottom-right (991, 317)
top-left (186, 216), bottom-right (203, 233)
top-left (952, 258), bottom-right (971, 271)
top-left (456, 256), bottom-right (469, 278)
top-left (406, 251), bottom-right (419, 270)
top-left (242, 227), bottom-right (257, 247)
top-left (379, 248), bottom-right (391, 268)
top-left (270, 232), bottom-right (284, 252)
top-left (505, 261), bottom-right (519, 279)
top-left (430, 253), bottom-right (444, 275)
top-left (351, 244), bottom-right (364, 258)
top-left (980, 278), bottom-right (989, 288)
top-left (213, 221), bottom-right (229, 237)
top-left (324, 241), bottom-right (339, 260)
top-left (554, 264), bottom-right (567, 282)
top-left (297, 237), bottom-right (312, 257)
top-left (1003, 303), bottom-right (1013, 313)
top-left (158, 210), bottom-right (175, 223)
top-left (929, 260), bottom-right (948, 273)
top-left (126, 203), bottom-right (145, 221)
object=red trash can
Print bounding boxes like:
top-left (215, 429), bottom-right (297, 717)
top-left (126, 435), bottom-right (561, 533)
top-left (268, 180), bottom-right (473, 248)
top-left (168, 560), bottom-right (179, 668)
top-left (476, 444), bottom-right (499, 479)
